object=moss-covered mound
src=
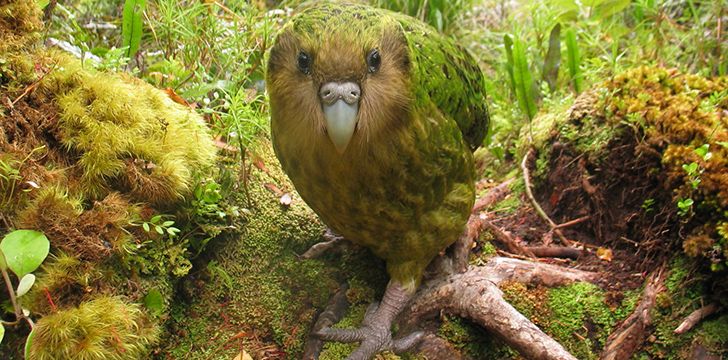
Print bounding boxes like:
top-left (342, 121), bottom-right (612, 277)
top-left (160, 139), bottom-right (389, 359)
top-left (533, 66), bottom-right (727, 272)
top-left (0, 2), bottom-right (216, 357)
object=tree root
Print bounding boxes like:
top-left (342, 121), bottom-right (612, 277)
top-left (303, 283), bottom-right (350, 360)
top-left (402, 257), bottom-right (599, 360)
top-left (600, 265), bottom-right (667, 360)
top-left (521, 148), bottom-right (574, 246)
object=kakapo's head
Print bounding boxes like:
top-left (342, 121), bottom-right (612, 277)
top-left (267, 2), bottom-right (412, 154)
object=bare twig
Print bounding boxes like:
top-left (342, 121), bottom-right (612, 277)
top-left (554, 215), bottom-right (590, 229)
top-left (11, 62), bottom-right (57, 107)
top-left (521, 148), bottom-right (573, 246)
top-left (674, 303), bottom-right (720, 335)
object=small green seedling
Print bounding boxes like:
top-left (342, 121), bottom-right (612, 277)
top-left (0, 230), bottom-right (50, 349)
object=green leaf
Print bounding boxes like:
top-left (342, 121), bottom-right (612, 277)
top-left (0, 230), bottom-right (50, 277)
top-left (591, 0), bottom-right (630, 20)
top-left (16, 273), bottom-right (36, 297)
top-left (144, 288), bottom-right (164, 316)
top-left (24, 328), bottom-right (35, 358)
top-left (150, 215), bottom-right (162, 223)
top-left (162, 221), bottom-right (175, 227)
top-left (542, 23), bottom-right (562, 92)
top-left (503, 34), bottom-right (517, 97)
top-left (511, 36), bottom-right (537, 120)
top-left (142, 222), bottom-right (150, 232)
top-left (121, 0), bottom-right (146, 59)
top-left (155, 225), bottom-right (164, 235)
top-left (37, 0), bottom-right (50, 9)
top-left (0, 323), bottom-right (4, 344)
top-left (565, 28), bottom-right (583, 94)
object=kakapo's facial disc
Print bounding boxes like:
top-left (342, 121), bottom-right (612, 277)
top-left (267, 3), bottom-right (413, 154)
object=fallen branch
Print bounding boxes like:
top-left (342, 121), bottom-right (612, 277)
top-left (674, 303), bottom-right (719, 335)
top-left (600, 265), bottom-right (667, 360)
top-left (403, 257), bottom-right (599, 360)
top-left (521, 148), bottom-right (573, 246)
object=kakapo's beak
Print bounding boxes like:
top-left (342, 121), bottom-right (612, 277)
top-left (319, 82), bottom-right (360, 153)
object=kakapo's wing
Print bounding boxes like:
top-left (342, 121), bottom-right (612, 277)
top-left (395, 14), bottom-right (490, 151)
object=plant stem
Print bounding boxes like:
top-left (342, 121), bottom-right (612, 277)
top-left (1, 266), bottom-right (21, 319)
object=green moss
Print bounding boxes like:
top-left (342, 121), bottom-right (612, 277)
top-left (36, 51), bottom-right (216, 207)
top-left (0, 0), bottom-right (42, 54)
top-left (29, 296), bottom-right (159, 360)
top-left (698, 314), bottom-right (728, 352)
top-left (437, 315), bottom-right (516, 359)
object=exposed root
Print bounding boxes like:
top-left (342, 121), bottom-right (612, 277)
top-left (413, 333), bottom-right (469, 360)
top-left (472, 178), bottom-right (514, 214)
top-left (521, 148), bottom-right (573, 246)
top-left (403, 258), bottom-right (599, 360)
top-left (674, 303), bottom-right (720, 335)
top-left (452, 180), bottom-right (514, 272)
top-left (302, 283), bottom-right (349, 360)
top-left (600, 265), bottom-right (667, 360)
top-left (299, 229), bottom-right (345, 259)
top-left (481, 216), bottom-right (535, 258)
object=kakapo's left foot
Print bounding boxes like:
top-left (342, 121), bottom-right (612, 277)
top-left (316, 281), bottom-right (424, 360)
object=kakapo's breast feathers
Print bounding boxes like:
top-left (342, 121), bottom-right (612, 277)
top-left (286, 2), bottom-right (490, 150)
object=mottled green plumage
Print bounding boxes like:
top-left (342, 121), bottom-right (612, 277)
top-left (267, 2), bottom-right (489, 290)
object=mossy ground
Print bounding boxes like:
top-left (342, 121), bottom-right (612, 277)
top-left (158, 139), bottom-right (390, 359)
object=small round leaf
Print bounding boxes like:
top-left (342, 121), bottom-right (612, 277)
top-left (0, 323), bottom-right (5, 344)
top-left (16, 273), bottom-right (36, 297)
top-left (0, 230), bottom-right (50, 277)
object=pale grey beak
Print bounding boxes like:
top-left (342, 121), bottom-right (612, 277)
top-left (320, 82), bottom-right (360, 153)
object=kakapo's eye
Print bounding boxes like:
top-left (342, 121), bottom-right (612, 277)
top-left (367, 49), bottom-right (381, 73)
top-left (297, 51), bottom-right (312, 75)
